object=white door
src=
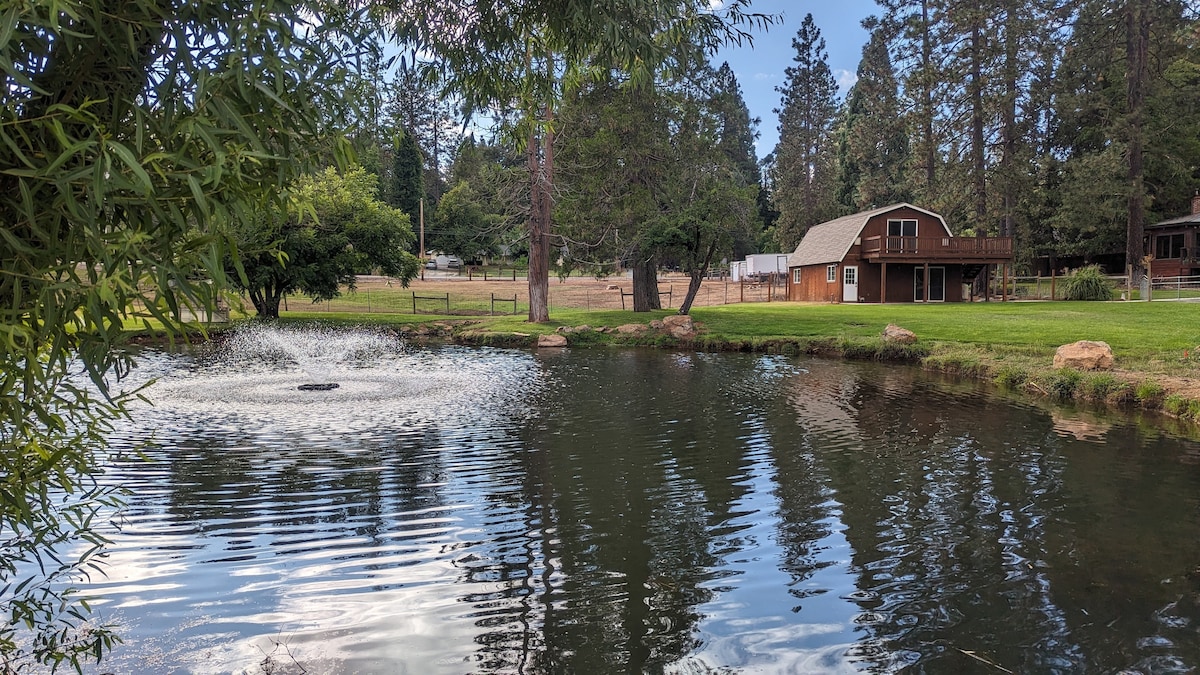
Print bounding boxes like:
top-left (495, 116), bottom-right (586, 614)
top-left (843, 265), bottom-right (858, 303)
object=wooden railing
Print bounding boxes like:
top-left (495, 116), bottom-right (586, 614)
top-left (861, 235), bottom-right (1013, 259)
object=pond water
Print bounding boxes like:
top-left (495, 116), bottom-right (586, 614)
top-left (89, 338), bottom-right (1200, 674)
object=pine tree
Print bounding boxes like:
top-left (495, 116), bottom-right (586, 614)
top-left (837, 17), bottom-right (910, 211)
top-left (711, 62), bottom-right (765, 257)
top-left (771, 14), bottom-right (840, 250)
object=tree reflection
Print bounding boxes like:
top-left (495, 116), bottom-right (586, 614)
top-left (458, 350), bottom-right (761, 672)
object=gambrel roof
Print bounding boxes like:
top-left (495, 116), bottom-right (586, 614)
top-left (787, 203), bottom-right (952, 267)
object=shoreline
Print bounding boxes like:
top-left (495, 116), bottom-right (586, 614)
top-left (407, 317), bottom-right (1198, 427)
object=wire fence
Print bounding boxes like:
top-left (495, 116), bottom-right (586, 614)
top-left (994, 274), bottom-right (1200, 301)
top-left (267, 274), bottom-right (790, 317)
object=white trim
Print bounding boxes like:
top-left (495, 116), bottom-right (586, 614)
top-left (826, 264), bottom-right (837, 282)
top-left (843, 265), bottom-right (859, 303)
top-left (827, 202), bottom-right (954, 267)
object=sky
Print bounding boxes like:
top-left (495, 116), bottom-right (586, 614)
top-left (712, 0), bottom-right (881, 161)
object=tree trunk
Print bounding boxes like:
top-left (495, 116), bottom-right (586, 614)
top-left (249, 283), bottom-right (282, 319)
top-left (527, 120), bottom-right (552, 323)
top-left (678, 239), bottom-right (719, 315)
top-left (1125, 0), bottom-right (1150, 281)
top-left (1000, 3), bottom-right (1018, 241)
top-left (970, 21), bottom-right (987, 230)
top-left (921, 0), bottom-right (937, 194)
top-left (631, 254), bottom-right (660, 312)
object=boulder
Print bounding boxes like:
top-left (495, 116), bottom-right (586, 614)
top-left (575, 325), bottom-right (592, 333)
top-left (616, 323), bottom-right (646, 334)
top-left (537, 333), bottom-right (568, 348)
top-left (663, 314), bottom-right (697, 339)
top-left (882, 323), bottom-right (917, 344)
top-left (662, 315), bottom-right (694, 329)
top-left (1054, 340), bottom-right (1114, 370)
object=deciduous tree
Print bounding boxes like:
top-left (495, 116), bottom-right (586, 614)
top-left (0, 1), bottom-right (366, 668)
top-left (231, 167), bottom-right (421, 318)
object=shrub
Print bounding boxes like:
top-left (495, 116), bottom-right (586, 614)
top-left (1061, 265), bottom-right (1113, 301)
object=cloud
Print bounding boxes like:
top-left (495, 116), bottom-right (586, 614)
top-left (708, 0), bottom-right (724, 10)
top-left (754, 72), bottom-right (774, 81)
top-left (835, 69), bottom-right (858, 92)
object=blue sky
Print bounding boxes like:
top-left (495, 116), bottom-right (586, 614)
top-left (713, 0), bottom-right (881, 161)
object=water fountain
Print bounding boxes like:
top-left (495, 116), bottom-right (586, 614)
top-left (226, 323), bottom-right (398, 391)
top-left (128, 323), bottom-right (449, 430)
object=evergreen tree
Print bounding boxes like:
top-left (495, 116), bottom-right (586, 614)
top-left (771, 14), bottom-right (840, 251)
top-left (837, 17), bottom-right (910, 211)
top-left (1049, 0), bottom-right (1197, 272)
top-left (711, 62), bottom-right (766, 257)
top-left (392, 129), bottom-right (425, 237)
top-left (385, 65), bottom-right (457, 206)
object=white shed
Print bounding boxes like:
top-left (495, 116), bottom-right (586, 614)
top-left (731, 254), bottom-right (788, 281)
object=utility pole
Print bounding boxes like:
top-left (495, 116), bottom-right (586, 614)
top-left (419, 198), bottom-right (425, 260)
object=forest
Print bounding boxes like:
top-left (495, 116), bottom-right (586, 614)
top-left (368, 0), bottom-right (1200, 290)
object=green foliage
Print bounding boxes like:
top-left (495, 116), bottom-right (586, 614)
top-left (1042, 369), bottom-right (1084, 400)
top-left (1164, 394), bottom-right (1198, 418)
top-left (1079, 373), bottom-right (1131, 403)
top-left (0, 0), bottom-right (367, 668)
top-left (771, 13), bottom-right (841, 250)
top-left (994, 366), bottom-right (1029, 388)
top-left (1061, 265), bottom-right (1114, 301)
top-left (1135, 380), bottom-right (1166, 407)
top-left (391, 129), bottom-right (425, 227)
top-left (836, 20), bottom-right (910, 212)
top-left (231, 167), bottom-right (421, 318)
top-left (433, 181), bottom-right (504, 261)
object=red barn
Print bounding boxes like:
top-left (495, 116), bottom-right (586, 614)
top-left (786, 204), bottom-right (1013, 303)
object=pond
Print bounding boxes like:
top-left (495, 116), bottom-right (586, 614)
top-left (90, 333), bottom-right (1200, 674)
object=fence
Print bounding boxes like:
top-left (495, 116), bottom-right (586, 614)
top-left (991, 274), bottom-right (1196, 301)
top-left (264, 273), bottom-right (782, 317)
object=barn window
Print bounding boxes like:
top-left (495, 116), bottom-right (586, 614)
top-left (792, 268), bottom-right (802, 284)
top-left (826, 265), bottom-right (837, 282)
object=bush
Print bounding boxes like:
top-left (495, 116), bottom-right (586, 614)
top-left (1061, 265), bottom-right (1113, 301)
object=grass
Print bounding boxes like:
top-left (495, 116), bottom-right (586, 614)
top-left (688, 301), bottom-right (1200, 364)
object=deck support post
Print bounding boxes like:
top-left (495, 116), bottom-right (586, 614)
top-left (923, 262), bottom-right (930, 302)
top-left (880, 262), bottom-right (888, 303)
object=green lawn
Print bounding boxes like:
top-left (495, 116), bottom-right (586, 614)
top-left (690, 301), bottom-right (1200, 358)
top-left (277, 300), bottom-right (1200, 364)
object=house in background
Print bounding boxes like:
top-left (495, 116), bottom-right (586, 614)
top-left (786, 203), bottom-right (1013, 303)
top-left (1145, 194), bottom-right (1200, 278)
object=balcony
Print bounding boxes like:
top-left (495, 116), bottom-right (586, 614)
top-left (861, 235), bottom-right (1013, 261)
